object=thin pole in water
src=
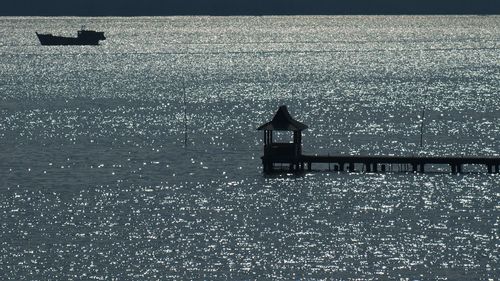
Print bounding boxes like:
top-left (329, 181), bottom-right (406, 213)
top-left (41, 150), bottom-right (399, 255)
top-left (183, 81), bottom-right (188, 148)
top-left (420, 107), bottom-right (425, 148)
top-left (328, 153), bottom-right (331, 171)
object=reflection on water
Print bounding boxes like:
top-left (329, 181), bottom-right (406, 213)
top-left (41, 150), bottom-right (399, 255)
top-left (0, 16), bottom-right (499, 279)
top-left (1, 175), bottom-right (498, 279)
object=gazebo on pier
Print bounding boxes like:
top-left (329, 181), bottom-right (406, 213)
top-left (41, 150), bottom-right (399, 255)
top-left (257, 106), bottom-right (500, 175)
top-left (257, 105), bottom-right (308, 173)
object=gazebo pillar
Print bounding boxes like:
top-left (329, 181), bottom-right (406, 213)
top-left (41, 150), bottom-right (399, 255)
top-left (293, 131), bottom-right (302, 157)
top-left (263, 130), bottom-right (273, 146)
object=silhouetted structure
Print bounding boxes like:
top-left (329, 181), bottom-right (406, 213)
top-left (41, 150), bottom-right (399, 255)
top-left (36, 28), bottom-right (106, 45)
top-left (257, 105), bottom-right (308, 173)
top-left (258, 105), bottom-right (500, 174)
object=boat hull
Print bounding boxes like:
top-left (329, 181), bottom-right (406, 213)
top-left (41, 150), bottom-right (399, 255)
top-left (36, 32), bottom-right (105, 46)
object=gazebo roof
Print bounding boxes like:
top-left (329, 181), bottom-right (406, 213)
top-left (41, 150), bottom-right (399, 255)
top-left (257, 105), bottom-right (308, 131)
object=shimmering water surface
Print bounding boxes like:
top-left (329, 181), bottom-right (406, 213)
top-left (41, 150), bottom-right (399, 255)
top-left (0, 16), bottom-right (499, 280)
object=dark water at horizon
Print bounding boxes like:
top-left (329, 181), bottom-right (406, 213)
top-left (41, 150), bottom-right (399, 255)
top-left (0, 16), bottom-right (499, 280)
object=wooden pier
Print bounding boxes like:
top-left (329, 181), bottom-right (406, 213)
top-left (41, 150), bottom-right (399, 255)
top-left (258, 106), bottom-right (500, 174)
top-left (300, 154), bottom-right (500, 174)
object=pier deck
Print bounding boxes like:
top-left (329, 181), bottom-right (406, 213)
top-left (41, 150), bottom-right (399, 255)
top-left (298, 154), bottom-right (500, 173)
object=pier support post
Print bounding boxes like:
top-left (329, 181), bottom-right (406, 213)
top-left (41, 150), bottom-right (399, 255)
top-left (373, 163), bottom-right (378, 172)
top-left (365, 163), bottom-right (371, 172)
top-left (487, 165), bottom-right (493, 174)
top-left (495, 165), bottom-right (499, 174)
top-left (420, 163), bottom-right (425, 173)
top-left (349, 163), bottom-right (354, 172)
top-left (451, 164), bottom-right (457, 174)
top-left (308, 162), bottom-right (312, 171)
top-left (263, 160), bottom-right (272, 173)
top-left (412, 163), bottom-right (418, 173)
top-left (457, 164), bottom-right (462, 174)
top-left (339, 162), bottom-right (344, 172)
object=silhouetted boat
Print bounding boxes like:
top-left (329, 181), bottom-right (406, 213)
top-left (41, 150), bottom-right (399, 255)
top-left (36, 28), bottom-right (106, 46)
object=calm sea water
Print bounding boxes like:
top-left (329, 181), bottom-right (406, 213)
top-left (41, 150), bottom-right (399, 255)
top-left (0, 16), bottom-right (499, 280)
